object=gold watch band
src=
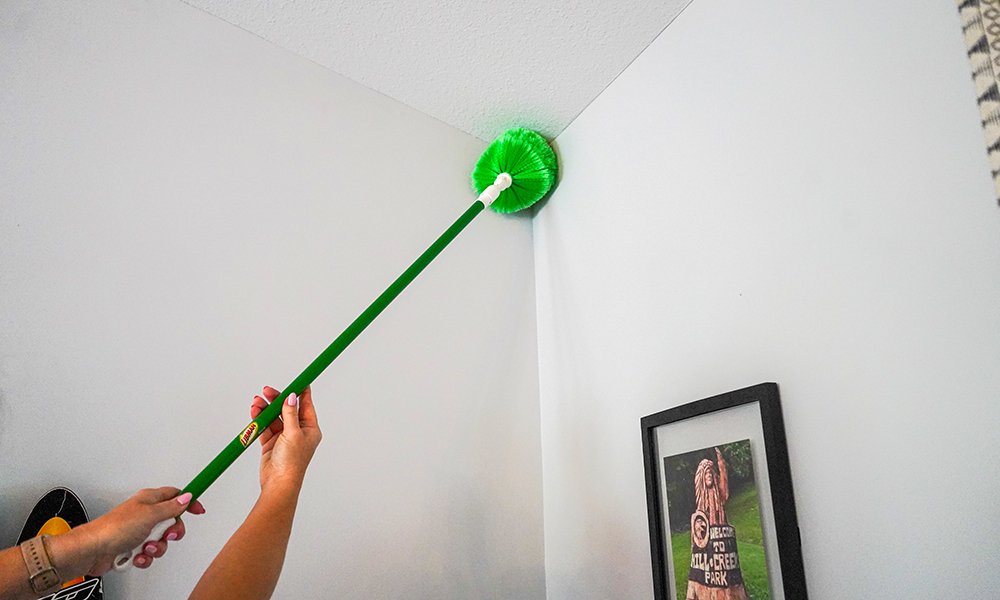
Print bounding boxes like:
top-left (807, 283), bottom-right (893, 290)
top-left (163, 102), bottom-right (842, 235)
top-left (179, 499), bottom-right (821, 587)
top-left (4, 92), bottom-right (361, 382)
top-left (20, 535), bottom-right (62, 595)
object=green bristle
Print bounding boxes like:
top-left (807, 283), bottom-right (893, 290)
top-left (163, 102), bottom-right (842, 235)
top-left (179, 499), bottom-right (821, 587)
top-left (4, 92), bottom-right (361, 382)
top-left (471, 128), bottom-right (558, 213)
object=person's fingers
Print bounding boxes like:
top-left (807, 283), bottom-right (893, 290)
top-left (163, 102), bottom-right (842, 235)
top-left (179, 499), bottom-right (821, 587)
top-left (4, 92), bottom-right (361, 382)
top-left (258, 427), bottom-right (276, 450)
top-left (134, 554), bottom-right (152, 569)
top-left (187, 500), bottom-right (206, 515)
top-left (280, 392), bottom-right (301, 434)
top-left (150, 490), bottom-right (194, 522)
top-left (297, 386), bottom-right (319, 430)
top-left (252, 387), bottom-right (287, 450)
top-left (136, 487), bottom-right (182, 505)
top-left (142, 539), bottom-right (167, 559)
top-left (163, 518), bottom-right (186, 542)
top-left (252, 397), bottom-right (275, 448)
top-left (251, 395), bottom-right (269, 419)
top-left (259, 386), bottom-right (286, 432)
top-left (255, 402), bottom-right (282, 449)
top-left (255, 398), bottom-right (281, 435)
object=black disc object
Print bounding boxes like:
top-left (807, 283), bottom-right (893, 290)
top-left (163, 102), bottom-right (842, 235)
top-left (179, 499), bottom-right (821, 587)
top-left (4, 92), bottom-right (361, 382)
top-left (16, 488), bottom-right (103, 600)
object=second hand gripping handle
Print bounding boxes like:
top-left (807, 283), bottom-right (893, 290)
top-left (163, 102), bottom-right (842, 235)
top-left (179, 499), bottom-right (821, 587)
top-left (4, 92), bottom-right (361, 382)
top-left (112, 518), bottom-right (176, 572)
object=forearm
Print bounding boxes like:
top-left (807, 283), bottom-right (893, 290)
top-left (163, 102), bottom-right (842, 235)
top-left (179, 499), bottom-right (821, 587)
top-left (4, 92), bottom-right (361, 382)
top-left (1, 526), bottom-right (100, 600)
top-left (188, 480), bottom-right (302, 600)
top-left (718, 460), bottom-right (729, 502)
top-left (0, 546), bottom-right (35, 600)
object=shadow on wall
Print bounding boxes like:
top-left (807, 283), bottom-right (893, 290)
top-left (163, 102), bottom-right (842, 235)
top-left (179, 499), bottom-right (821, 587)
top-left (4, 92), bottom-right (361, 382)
top-left (527, 138), bottom-right (564, 218)
top-left (535, 223), bottom-right (654, 597)
top-left (0, 387), bottom-right (9, 540)
top-left (322, 480), bottom-right (545, 600)
top-left (0, 387), bottom-right (6, 441)
top-left (437, 484), bottom-right (545, 600)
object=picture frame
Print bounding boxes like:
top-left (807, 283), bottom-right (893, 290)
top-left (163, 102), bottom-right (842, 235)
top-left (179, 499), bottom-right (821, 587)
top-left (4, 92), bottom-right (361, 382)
top-left (640, 383), bottom-right (807, 600)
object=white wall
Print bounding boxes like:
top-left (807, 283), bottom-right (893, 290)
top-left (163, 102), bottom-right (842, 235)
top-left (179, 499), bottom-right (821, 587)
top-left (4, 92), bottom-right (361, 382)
top-left (0, 2), bottom-right (544, 599)
top-left (535, 0), bottom-right (1000, 599)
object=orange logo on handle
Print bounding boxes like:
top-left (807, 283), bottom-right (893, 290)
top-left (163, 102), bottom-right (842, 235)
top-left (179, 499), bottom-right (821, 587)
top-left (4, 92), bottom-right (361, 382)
top-left (240, 423), bottom-right (259, 447)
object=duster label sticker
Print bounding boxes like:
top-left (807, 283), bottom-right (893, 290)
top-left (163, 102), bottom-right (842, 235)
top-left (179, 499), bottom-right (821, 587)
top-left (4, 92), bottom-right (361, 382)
top-left (239, 422), bottom-right (259, 447)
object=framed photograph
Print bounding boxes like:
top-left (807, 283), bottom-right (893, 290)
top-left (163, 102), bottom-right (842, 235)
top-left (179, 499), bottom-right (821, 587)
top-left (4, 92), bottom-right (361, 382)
top-left (641, 383), bottom-right (807, 600)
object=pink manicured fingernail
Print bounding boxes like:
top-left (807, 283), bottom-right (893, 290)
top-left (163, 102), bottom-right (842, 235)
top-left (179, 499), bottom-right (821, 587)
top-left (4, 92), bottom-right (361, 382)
top-left (176, 492), bottom-right (193, 505)
top-left (145, 543), bottom-right (157, 555)
top-left (136, 556), bottom-right (147, 566)
top-left (166, 533), bottom-right (178, 541)
top-left (287, 393), bottom-right (297, 407)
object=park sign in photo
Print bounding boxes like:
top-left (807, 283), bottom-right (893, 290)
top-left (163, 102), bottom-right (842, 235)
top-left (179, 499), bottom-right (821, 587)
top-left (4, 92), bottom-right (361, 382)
top-left (662, 440), bottom-right (771, 600)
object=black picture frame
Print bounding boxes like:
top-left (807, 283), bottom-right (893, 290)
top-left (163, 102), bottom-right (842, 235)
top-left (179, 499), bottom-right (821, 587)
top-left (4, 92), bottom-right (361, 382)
top-left (640, 382), bottom-right (807, 600)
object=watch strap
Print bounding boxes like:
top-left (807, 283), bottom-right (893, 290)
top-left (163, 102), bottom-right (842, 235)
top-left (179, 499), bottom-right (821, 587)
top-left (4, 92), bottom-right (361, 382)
top-left (20, 535), bottom-right (62, 595)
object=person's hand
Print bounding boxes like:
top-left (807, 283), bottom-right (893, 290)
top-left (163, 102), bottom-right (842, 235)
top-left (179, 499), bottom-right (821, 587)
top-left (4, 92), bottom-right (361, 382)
top-left (47, 487), bottom-right (205, 576)
top-left (251, 386), bottom-right (322, 493)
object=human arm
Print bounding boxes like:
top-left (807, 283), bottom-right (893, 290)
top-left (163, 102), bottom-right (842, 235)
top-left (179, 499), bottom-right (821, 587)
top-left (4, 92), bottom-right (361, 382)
top-left (187, 386), bottom-right (321, 600)
top-left (715, 447), bottom-right (729, 505)
top-left (0, 489), bottom-right (204, 600)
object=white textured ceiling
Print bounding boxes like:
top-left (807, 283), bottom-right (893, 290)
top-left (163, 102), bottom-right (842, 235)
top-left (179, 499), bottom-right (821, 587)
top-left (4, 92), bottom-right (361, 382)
top-left (180, 0), bottom-right (691, 141)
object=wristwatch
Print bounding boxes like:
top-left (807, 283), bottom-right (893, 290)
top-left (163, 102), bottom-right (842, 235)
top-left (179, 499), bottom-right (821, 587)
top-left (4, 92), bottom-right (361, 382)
top-left (20, 535), bottom-right (62, 595)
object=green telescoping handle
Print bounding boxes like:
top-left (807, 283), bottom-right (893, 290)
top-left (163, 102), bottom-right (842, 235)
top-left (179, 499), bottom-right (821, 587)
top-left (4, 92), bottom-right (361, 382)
top-left (181, 200), bottom-right (487, 502)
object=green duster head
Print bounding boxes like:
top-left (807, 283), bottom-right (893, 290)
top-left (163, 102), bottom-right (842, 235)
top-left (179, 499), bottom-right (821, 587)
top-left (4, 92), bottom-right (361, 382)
top-left (471, 128), bottom-right (558, 213)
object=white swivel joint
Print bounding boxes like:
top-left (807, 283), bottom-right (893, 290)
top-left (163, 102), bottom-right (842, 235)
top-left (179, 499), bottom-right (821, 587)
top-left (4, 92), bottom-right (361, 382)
top-left (477, 173), bottom-right (512, 207)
